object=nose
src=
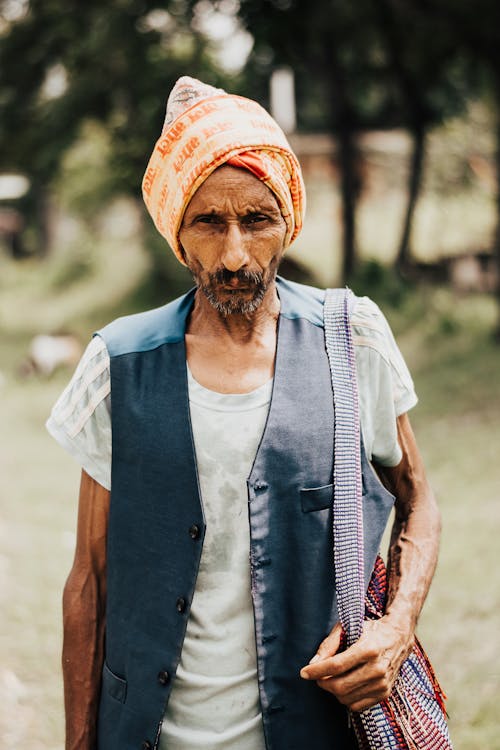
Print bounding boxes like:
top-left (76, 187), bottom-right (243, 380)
top-left (220, 223), bottom-right (249, 272)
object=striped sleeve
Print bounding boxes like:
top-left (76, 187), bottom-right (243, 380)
top-left (46, 334), bottom-right (112, 490)
top-left (351, 297), bottom-right (418, 467)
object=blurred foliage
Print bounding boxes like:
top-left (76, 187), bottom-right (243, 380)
top-left (0, 0), bottom-right (230, 193)
top-left (0, 0), bottom-right (242, 266)
top-left (235, 0), bottom-right (500, 132)
top-left (1, 0), bottom-right (500, 329)
top-left (349, 260), bottom-right (464, 341)
top-left (55, 121), bottom-right (116, 223)
top-left (349, 259), bottom-right (411, 309)
top-left (1, 0), bottom-right (496, 200)
top-left (237, 0), bottom-right (453, 131)
top-left (234, 0), bottom-right (500, 309)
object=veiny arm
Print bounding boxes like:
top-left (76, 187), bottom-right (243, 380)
top-left (379, 412), bottom-right (441, 637)
top-left (300, 413), bottom-right (441, 711)
top-left (62, 470), bottom-right (110, 749)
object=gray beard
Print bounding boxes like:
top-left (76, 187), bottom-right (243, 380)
top-left (199, 282), bottom-right (268, 316)
top-left (189, 265), bottom-right (278, 316)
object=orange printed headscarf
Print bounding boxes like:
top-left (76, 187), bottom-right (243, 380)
top-left (142, 76), bottom-right (306, 264)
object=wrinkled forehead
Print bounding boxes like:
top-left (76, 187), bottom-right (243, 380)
top-left (181, 164), bottom-right (282, 219)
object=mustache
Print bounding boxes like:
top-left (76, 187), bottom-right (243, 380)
top-left (209, 268), bottom-right (264, 286)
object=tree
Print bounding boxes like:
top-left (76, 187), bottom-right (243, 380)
top-left (0, 0), bottom-right (223, 257)
top-left (371, 0), bottom-right (442, 274)
top-left (405, 0), bottom-right (500, 335)
top-left (237, 0), bottom-right (382, 282)
top-left (236, 0), bottom-right (465, 281)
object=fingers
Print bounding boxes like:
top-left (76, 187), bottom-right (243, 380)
top-left (315, 621), bottom-right (343, 660)
top-left (301, 635), bottom-right (374, 681)
top-left (315, 659), bottom-right (394, 710)
top-left (299, 622), bottom-right (343, 680)
top-left (300, 618), bottom-right (408, 711)
top-left (318, 677), bottom-right (390, 712)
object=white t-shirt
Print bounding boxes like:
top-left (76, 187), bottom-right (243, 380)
top-left (46, 296), bottom-right (417, 491)
top-left (160, 370), bottom-right (270, 749)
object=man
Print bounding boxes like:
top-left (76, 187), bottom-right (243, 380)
top-left (47, 77), bottom-right (441, 750)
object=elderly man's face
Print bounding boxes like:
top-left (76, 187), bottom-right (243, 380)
top-left (179, 165), bottom-right (287, 315)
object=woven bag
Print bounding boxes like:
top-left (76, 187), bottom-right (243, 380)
top-left (323, 288), bottom-right (453, 750)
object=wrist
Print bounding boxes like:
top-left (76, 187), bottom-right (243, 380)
top-left (382, 608), bottom-right (416, 654)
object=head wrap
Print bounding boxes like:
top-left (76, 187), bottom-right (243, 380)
top-left (142, 76), bottom-right (306, 264)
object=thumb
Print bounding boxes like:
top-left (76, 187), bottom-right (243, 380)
top-left (310, 622), bottom-right (344, 664)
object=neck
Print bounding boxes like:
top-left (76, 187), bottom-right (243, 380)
top-left (188, 281), bottom-right (280, 343)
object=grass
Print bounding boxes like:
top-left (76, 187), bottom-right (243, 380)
top-left (1, 232), bottom-right (499, 748)
top-left (391, 291), bottom-right (500, 749)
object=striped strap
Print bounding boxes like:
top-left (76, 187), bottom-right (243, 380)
top-left (323, 288), bottom-right (365, 645)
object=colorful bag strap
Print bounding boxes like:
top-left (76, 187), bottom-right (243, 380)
top-left (323, 287), bottom-right (365, 646)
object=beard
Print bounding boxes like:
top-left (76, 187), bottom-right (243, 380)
top-left (187, 261), bottom-right (279, 316)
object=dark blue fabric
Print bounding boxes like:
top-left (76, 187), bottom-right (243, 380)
top-left (96, 278), bottom-right (395, 750)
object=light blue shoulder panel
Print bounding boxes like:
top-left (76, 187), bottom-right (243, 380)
top-left (276, 276), bottom-right (325, 328)
top-left (96, 288), bottom-right (196, 357)
top-left (96, 277), bottom-right (326, 358)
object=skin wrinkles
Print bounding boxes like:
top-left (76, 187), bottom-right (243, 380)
top-left (180, 165), bottom-right (287, 321)
top-left (180, 165), bottom-right (287, 394)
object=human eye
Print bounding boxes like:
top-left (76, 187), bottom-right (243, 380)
top-left (195, 214), bottom-right (221, 224)
top-left (242, 213), bottom-right (268, 225)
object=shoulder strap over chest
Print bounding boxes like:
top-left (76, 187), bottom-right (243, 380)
top-left (323, 288), bottom-right (365, 645)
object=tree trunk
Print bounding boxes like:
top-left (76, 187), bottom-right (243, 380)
top-left (335, 124), bottom-right (359, 282)
top-left (493, 70), bottom-right (500, 342)
top-left (396, 123), bottom-right (426, 275)
top-left (372, 0), bottom-right (428, 275)
top-left (328, 53), bottom-right (360, 283)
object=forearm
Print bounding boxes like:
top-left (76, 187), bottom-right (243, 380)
top-left (387, 495), bottom-right (440, 629)
top-left (378, 414), bottom-right (441, 639)
top-left (62, 568), bottom-right (106, 750)
top-left (63, 470), bottom-right (109, 750)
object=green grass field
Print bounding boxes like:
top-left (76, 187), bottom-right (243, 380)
top-left (1, 239), bottom-right (499, 749)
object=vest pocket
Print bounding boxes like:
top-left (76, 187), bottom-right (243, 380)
top-left (102, 661), bottom-right (127, 704)
top-left (300, 483), bottom-right (333, 513)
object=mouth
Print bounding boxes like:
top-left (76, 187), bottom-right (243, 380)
top-left (221, 283), bottom-right (253, 292)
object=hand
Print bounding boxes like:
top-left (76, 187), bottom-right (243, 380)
top-left (299, 617), bottom-right (414, 712)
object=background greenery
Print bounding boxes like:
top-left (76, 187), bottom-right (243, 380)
top-left (1, 0), bottom-right (500, 748)
top-left (2, 0), bottom-right (500, 303)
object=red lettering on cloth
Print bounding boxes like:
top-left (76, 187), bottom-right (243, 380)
top-left (173, 137), bottom-right (201, 173)
top-left (181, 157), bottom-right (211, 196)
top-left (234, 99), bottom-right (259, 114)
top-left (202, 121), bottom-right (233, 140)
top-left (249, 119), bottom-right (280, 136)
top-left (156, 121), bottom-right (186, 157)
top-left (186, 101), bottom-right (220, 124)
top-left (142, 166), bottom-right (157, 197)
top-left (158, 181), bottom-right (169, 212)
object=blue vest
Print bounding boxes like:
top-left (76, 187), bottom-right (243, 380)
top-left (96, 277), bottom-right (395, 750)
